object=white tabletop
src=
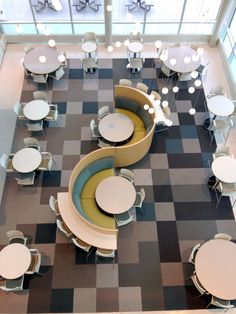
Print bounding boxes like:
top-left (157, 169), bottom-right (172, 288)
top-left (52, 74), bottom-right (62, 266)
top-left (211, 156), bottom-right (236, 183)
top-left (82, 41), bottom-right (97, 53)
top-left (0, 243), bottom-right (31, 279)
top-left (95, 176), bottom-right (136, 214)
top-left (207, 95), bottom-right (234, 117)
top-left (195, 239), bottom-right (236, 300)
top-left (23, 47), bottom-right (61, 75)
top-left (12, 148), bottom-right (42, 173)
top-left (128, 42), bottom-right (144, 53)
top-left (23, 100), bottom-right (50, 121)
top-left (164, 46), bottom-right (201, 73)
top-left (98, 113), bottom-right (134, 142)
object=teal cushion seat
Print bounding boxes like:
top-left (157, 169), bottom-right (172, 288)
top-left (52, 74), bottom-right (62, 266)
top-left (115, 96), bottom-right (139, 113)
top-left (87, 157), bottom-right (115, 176)
top-left (73, 168), bottom-right (90, 196)
top-left (72, 192), bottom-right (89, 220)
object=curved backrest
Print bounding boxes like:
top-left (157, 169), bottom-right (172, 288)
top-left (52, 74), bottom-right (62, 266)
top-left (210, 85), bottom-right (224, 96)
top-left (0, 153), bottom-right (8, 169)
top-left (129, 32), bottom-right (142, 43)
top-left (151, 91), bottom-right (161, 101)
top-left (90, 119), bottom-right (96, 131)
top-left (83, 32), bottom-right (97, 43)
top-left (6, 230), bottom-right (24, 240)
top-left (13, 102), bottom-right (21, 115)
top-left (24, 44), bottom-right (34, 54)
top-left (96, 248), bottom-right (115, 257)
top-left (33, 91), bottom-right (47, 101)
top-left (119, 79), bottom-right (132, 87)
top-left (214, 233), bottom-right (232, 241)
top-left (140, 188), bottom-right (145, 201)
top-left (23, 137), bottom-right (39, 147)
top-left (215, 145), bottom-right (231, 156)
top-left (119, 168), bottom-right (134, 182)
top-left (98, 106), bottom-right (110, 119)
top-left (49, 195), bottom-right (57, 213)
top-left (72, 237), bottom-right (91, 252)
top-left (136, 82), bottom-right (148, 94)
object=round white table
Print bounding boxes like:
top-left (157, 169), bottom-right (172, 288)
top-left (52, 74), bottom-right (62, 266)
top-left (207, 95), bottom-right (234, 117)
top-left (128, 42), bottom-right (143, 57)
top-left (23, 47), bottom-right (61, 75)
top-left (164, 46), bottom-right (201, 73)
top-left (98, 113), bottom-right (134, 143)
top-left (211, 156), bottom-right (236, 183)
top-left (82, 41), bottom-right (97, 57)
top-left (23, 100), bottom-right (50, 121)
top-left (0, 243), bottom-right (31, 279)
top-left (12, 148), bottom-right (42, 173)
top-left (95, 176), bottom-right (136, 214)
top-left (195, 239), bottom-right (236, 300)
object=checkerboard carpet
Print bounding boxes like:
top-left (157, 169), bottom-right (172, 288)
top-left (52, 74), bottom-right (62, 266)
top-left (0, 58), bottom-right (236, 313)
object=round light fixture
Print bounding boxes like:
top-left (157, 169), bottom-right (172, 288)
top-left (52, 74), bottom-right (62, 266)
top-left (191, 70), bottom-right (198, 79)
top-left (48, 39), bottom-right (56, 47)
top-left (115, 41), bottom-right (121, 48)
top-left (188, 86), bottom-right (195, 94)
top-left (162, 100), bottom-right (169, 107)
top-left (39, 55), bottom-right (46, 63)
top-left (144, 104), bottom-right (149, 110)
top-left (170, 58), bottom-right (176, 65)
top-left (107, 45), bottom-right (113, 52)
top-left (173, 86), bottom-right (179, 93)
top-left (192, 53), bottom-right (200, 62)
top-left (194, 79), bottom-right (202, 87)
top-left (15, 24), bottom-right (23, 33)
top-left (184, 56), bottom-right (191, 64)
top-left (197, 47), bottom-right (204, 56)
top-left (161, 87), bottom-right (168, 95)
top-left (58, 53), bottom-right (66, 62)
top-left (106, 4), bottom-right (112, 11)
top-left (148, 108), bottom-right (155, 114)
top-left (189, 108), bottom-right (196, 115)
top-left (154, 40), bottom-right (162, 49)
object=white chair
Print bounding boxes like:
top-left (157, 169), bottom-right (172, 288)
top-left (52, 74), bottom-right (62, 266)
top-left (95, 248), bottom-right (115, 263)
top-left (90, 119), bottom-right (100, 140)
top-left (33, 91), bottom-right (48, 102)
top-left (49, 66), bottom-right (65, 80)
top-left (213, 145), bottom-right (232, 160)
top-left (191, 273), bottom-right (208, 297)
top-left (119, 79), bottom-right (132, 87)
top-left (206, 296), bottom-right (234, 309)
top-left (31, 73), bottom-right (48, 84)
top-left (0, 153), bottom-right (15, 172)
top-left (26, 121), bottom-right (44, 133)
top-left (133, 188), bottom-right (145, 213)
top-left (38, 152), bottom-right (53, 172)
top-left (72, 237), bottom-right (92, 254)
top-left (214, 233), bottom-right (232, 241)
top-left (56, 219), bottom-right (73, 239)
top-left (136, 82), bottom-right (148, 94)
top-left (24, 44), bottom-right (34, 54)
top-left (26, 249), bottom-right (42, 275)
top-left (98, 106), bottom-right (110, 120)
top-left (98, 138), bottom-right (115, 148)
top-left (49, 195), bottom-right (60, 217)
top-left (119, 168), bottom-right (134, 183)
top-left (82, 57), bottom-right (98, 73)
top-left (129, 31), bottom-right (142, 43)
top-left (15, 172), bottom-right (35, 186)
top-left (114, 211), bottom-right (134, 227)
top-left (209, 118), bottom-right (233, 146)
top-left (206, 85), bottom-right (226, 99)
top-left (82, 32), bottom-right (98, 44)
top-left (127, 58), bottom-right (144, 73)
top-left (23, 137), bottom-right (41, 151)
top-left (215, 181), bottom-right (236, 209)
top-left (188, 243), bottom-right (201, 265)
top-left (6, 230), bottom-right (28, 245)
top-left (161, 64), bottom-right (173, 77)
top-left (0, 276), bottom-right (24, 292)
top-left (13, 102), bottom-right (26, 120)
top-left (44, 104), bottom-right (58, 123)
top-left (178, 72), bottom-right (192, 81)
top-left (150, 91), bottom-right (161, 101)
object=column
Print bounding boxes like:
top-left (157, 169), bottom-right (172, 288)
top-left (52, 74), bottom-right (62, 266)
top-left (104, 0), bottom-right (112, 47)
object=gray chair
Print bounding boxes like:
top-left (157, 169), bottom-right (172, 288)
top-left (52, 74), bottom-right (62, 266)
top-left (178, 72), bottom-right (192, 81)
top-left (31, 73), bottom-right (48, 84)
top-left (0, 276), bottom-right (24, 292)
top-left (90, 119), bottom-right (100, 140)
top-left (206, 296), bottom-right (234, 309)
top-left (95, 248), bottom-right (115, 264)
top-left (82, 32), bottom-right (98, 44)
top-left (33, 91), bottom-right (48, 102)
top-left (129, 31), bottom-right (143, 43)
top-left (191, 273), bottom-right (208, 297)
top-left (26, 121), bottom-right (44, 133)
top-left (98, 138), bottom-right (115, 148)
top-left (214, 233), bottom-right (232, 241)
top-left (188, 243), bottom-right (201, 265)
top-left (49, 195), bottom-right (60, 217)
top-left (215, 181), bottom-right (236, 209)
top-left (206, 85), bottom-right (226, 99)
top-left (13, 102), bottom-right (26, 120)
top-left (49, 66), bottom-right (65, 80)
top-left (161, 64), bottom-right (174, 77)
top-left (114, 211), bottom-right (134, 227)
top-left (127, 58), bottom-right (144, 73)
top-left (44, 104), bottom-right (58, 124)
top-left (23, 137), bottom-right (41, 151)
top-left (6, 230), bottom-right (28, 245)
top-left (119, 168), bottom-right (134, 183)
top-left (0, 153), bottom-right (15, 172)
top-left (133, 188), bottom-right (145, 211)
top-left (136, 82), bottom-right (148, 93)
top-left (26, 249), bottom-right (42, 275)
top-left (119, 79), bottom-right (132, 87)
top-left (38, 152), bottom-right (53, 173)
top-left (56, 219), bottom-right (73, 239)
top-left (98, 106), bottom-right (110, 120)
top-left (24, 44), bottom-right (34, 54)
top-left (209, 118), bottom-right (233, 146)
top-left (213, 145), bottom-right (232, 160)
top-left (15, 172), bottom-right (35, 186)
top-left (82, 57), bottom-right (98, 73)
top-left (72, 237), bottom-right (93, 262)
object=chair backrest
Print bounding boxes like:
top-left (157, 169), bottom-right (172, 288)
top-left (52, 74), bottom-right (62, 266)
top-left (23, 137), bottom-right (39, 147)
top-left (26, 121), bottom-right (43, 132)
top-left (119, 168), bottom-right (134, 182)
top-left (49, 195), bottom-right (58, 214)
top-left (98, 138), bottom-right (114, 148)
top-left (151, 91), bottom-right (161, 101)
top-left (211, 296), bottom-right (233, 309)
top-left (119, 79), bottom-right (132, 87)
top-left (214, 145), bottom-right (231, 157)
top-left (26, 249), bottom-right (41, 274)
top-left (90, 119), bottom-right (96, 131)
top-left (188, 243), bottom-right (201, 264)
top-left (98, 106), bottom-right (110, 119)
top-left (136, 82), bottom-right (148, 94)
top-left (140, 188), bottom-right (145, 202)
top-left (0, 153), bottom-right (9, 170)
top-left (191, 274), bottom-right (206, 295)
top-left (6, 230), bottom-right (24, 240)
top-left (13, 102), bottom-right (21, 115)
top-left (56, 219), bottom-right (72, 238)
top-left (55, 66), bottom-right (65, 80)
top-left (15, 172), bottom-right (35, 186)
top-left (161, 64), bottom-right (171, 76)
top-left (31, 73), bottom-right (48, 83)
top-left (72, 237), bottom-right (91, 252)
top-left (129, 31), bottom-right (142, 43)
top-left (1, 276), bottom-right (24, 292)
top-left (24, 44), bottom-right (34, 54)
top-left (214, 233), bottom-right (232, 241)
top-left (129, 58), bottom-right (143, 69)
top-left (83, 32), bottom-right (97, 43)
top-left (96, 248), bottom-right (115, 258)
top-left (33, 91), bottom-right (48, 101)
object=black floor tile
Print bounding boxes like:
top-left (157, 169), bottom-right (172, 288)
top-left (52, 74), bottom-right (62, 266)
top-left (168, 153), bottom-right (204, 168)
top-left (50, 289), bottom-right (74, 313)
top-left (35, 223), bottom-right (57, 243)
top-left (153, 185), bottom-right (173, 202)
top-left (164, 286), bottom-right (188, 310)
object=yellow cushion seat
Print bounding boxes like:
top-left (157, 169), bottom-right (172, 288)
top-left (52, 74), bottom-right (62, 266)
top-left (124, 130), bottom-right (146, 146)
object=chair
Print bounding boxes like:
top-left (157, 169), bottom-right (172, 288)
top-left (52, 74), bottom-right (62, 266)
top-left (98, 105), bottom-right (110, 120)
top-left (206, 296), bottom-right (234, 309)
top-left (23, 137), bottom-right (41, 151)
top-left (44, 104), bottom-right (58, 123)
top-left (6, 230), bottom-right (28, 245)
top-left (0, 276), bottom-right (24, 292)
top-left (49, 195), bottom-right (60, 217)
top-left (72, 237), bottom-right (92, 254)
top-left (0, 153), bottom-right (15, 172)
top-left (26, 249), bottom-right (42, 275)
top-left (191, 273), bottom-right (208, 297)
top-left (82, 32), bottom-right (98, 44)
top-left (119, 79), bottom-right (132, 87)
top-left (209, 118), bottom-right (233, 146)
top-left (98, 138), bottom-right (115, 148)
top-left (61, 52), bottom-right (68, 68)
top-left (161, 64), bottom-right (174, 77)
top-left (90, 119), bottom-right (100, 140)
top-left (15, 172), bottom-right (35, 186)
top-left (33, 91), bottom-right (48, 102)
top-left (24, 44), bottom-right (34, 54)
top-left (31, 73), bottom-right (48, 84)
top-left (213, 145), bottom-right (232, 160)
top-left (133, 188), bottom-right (145, 213)
top-left (119, 168), bottom-right (134, 183)
top-left (26, 120), bottom-right (44, 133)
top-left (188, 243), bottom-right (201, 265)
top-left (150, 90), bottom-right (161, 101)
top-left (136, 82), bottom-right (148, 94)
top-left (38, 152), bottom-right (53, 172)
top-left (82, 57), bottom-right (98, 73)
top-left (56, 219), bottom-right (73, 238)
top-left (206, 85), bottom-right (225, 99)
top-left (129, 31), bottom-right (142, 43)
top-left (13, 102), bottom-right (26, 120)
top-left (49, 66), bottom-right (65, 80)
top-left (127, 58), bottom-right (144, 73)
top-left (215, 181), bottom-right (236, 209)
top-left (95, 247), bottom-right (115, 263)
top-left (214, 233), bottom-right (232, 241)
top-left (114, 211), bottom-right (134, 227)
top-left (178, 72), bottom-right (192, 81)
